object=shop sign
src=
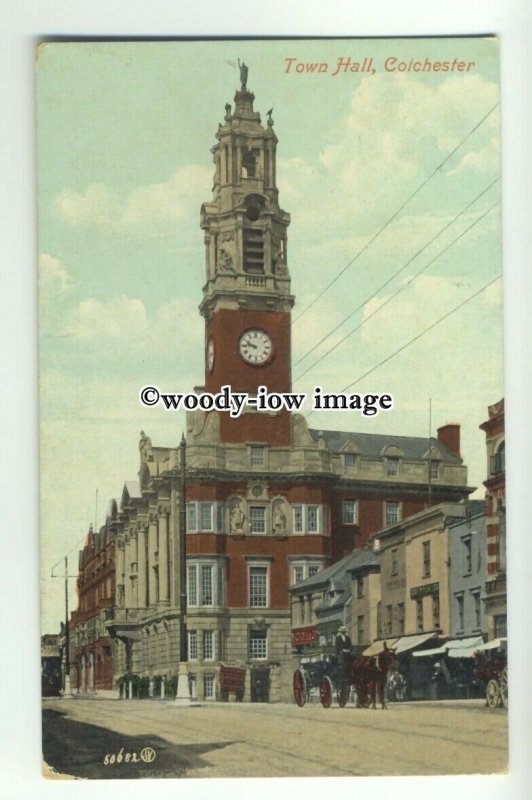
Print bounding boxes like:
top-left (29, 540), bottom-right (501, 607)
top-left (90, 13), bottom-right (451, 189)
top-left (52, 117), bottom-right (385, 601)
top-left (410, 581), bottom-right (439, 600)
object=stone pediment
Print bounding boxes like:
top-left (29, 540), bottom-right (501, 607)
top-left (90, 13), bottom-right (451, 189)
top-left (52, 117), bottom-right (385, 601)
top-left (339, 438), bottom-right (360, 454)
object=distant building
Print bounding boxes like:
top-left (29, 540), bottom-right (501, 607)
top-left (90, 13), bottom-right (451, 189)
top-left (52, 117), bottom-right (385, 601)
top-left (448, 503), bottom-right (487, 639)
top-left (480, 399), bottom-right (506, 639)
top-left (69, 517), bottom-right (117, 692)
top-left (289, 548), bottom-right (381, 658)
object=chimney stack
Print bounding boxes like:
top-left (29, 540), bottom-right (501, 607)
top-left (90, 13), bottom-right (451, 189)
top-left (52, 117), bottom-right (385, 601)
top-left (437, 423), bottom-right (461, 458)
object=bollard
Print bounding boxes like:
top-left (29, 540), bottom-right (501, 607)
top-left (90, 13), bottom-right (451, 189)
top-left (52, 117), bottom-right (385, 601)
top-left (128, 680), bottom-right (133, 700)
top-left (161, 681), bottom-right (165, 700)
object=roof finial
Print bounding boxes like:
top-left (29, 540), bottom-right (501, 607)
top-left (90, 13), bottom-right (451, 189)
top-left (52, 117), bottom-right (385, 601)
top-left (238, 58), bottom-right (248, 90)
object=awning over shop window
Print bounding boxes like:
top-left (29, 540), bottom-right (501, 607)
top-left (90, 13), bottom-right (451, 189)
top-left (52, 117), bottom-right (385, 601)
top-left (413, 635), bottom-right (484, 658)
top-left (475, 637), bottom-right (507, 652)
top-left (394, 632), bottom-right (437, 654)
top-left (362, 638), bottom-right (398, 657)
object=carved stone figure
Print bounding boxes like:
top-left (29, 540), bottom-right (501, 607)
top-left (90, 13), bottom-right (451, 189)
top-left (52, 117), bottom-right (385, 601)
top-left (229, 499), bottom-right (246, 534)
top-left (139, 430), bottom-right (152, 462)
top-left (272, 501), bottom-right (287, 534)
top-left (238, 59), bottom-right (248, 90)
top-left (224, 102), bottom-right (232, 121)
top-left (218, 248), bottom-right (234, 271)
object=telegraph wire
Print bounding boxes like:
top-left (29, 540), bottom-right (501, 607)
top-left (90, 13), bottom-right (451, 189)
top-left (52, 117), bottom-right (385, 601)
top-left (290, 101), bottom-right (500, 326)
top-left (303, 274), bottom-right (502, 420)
top-left (293, 175), bottom-right (500, 368)
top-left (293, 200), bottom-right (499, 383)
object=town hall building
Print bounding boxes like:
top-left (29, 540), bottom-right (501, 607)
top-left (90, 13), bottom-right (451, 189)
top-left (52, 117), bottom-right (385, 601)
top-left (70, 68), bottom-right (472, 702)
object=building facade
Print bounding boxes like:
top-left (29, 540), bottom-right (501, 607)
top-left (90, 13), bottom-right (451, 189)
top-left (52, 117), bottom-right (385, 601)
top-left (480, 399), bottom-right (506, 640)
top-left (70, 71), bottom-right (473, 702)
top-left (448, 504), bottom-right (487, 640)
top-left (70, 519), bottom-right (117, 692)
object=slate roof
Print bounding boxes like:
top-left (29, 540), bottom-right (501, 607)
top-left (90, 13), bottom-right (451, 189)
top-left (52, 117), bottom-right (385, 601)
top-left (291, 547), bottom-right (380, 593)
top-left (309, 429), bottom-right (462, 464)
top-left (124, 480), bottom-right (142, 500)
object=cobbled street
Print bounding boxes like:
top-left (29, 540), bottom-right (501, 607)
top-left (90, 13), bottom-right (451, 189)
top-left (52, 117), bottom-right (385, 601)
top-left (42, 697), bottom-right (508, 779)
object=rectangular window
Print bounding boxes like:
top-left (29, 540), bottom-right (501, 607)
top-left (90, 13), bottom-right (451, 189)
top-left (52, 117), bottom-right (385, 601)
top-left (216, 503), bottom-right (224, 532)
top-left (199, 502), bottom-right (213, 532)
top-left (472, 591), bottom-right (481, 629)
top-left (391, 548), bottom-right (399, 576)
top-left (345, 453), bottom-right (356, 467)
top-left (422, 541), bottom-right (431, 578)
top-left (463, 537), bottom-right (472, 574)
top-left (386, 604), bottom-right (393, 636)
top-left (433, 594), bottom-right (440, 628)
top-left (308, 565), bottom-right (321, 578)
top-left (387, 457), bottom-right (399, 476)
top-left (293, 565), bottom-right (305, 585)
top-left (200, 564), bottom-right (213, 606)
top-left (456, 595), bottom-right (464, 630)
top-left (249, 566), bottom-right (268, 608)
top-left (203, 630), bottom-right (214, 661)
top-left (416, 598), bottom-right (424, 632)
top-left (187, 565), bottom-right (198, 606)
top-left (293, 505), bottom-right (303, 533)
top-left (186, 503), bottom-right (197, 532)
top-left (357, 576), bottom-right (364, 599)
top-left (307, 505), bottom-right (319, 533)
top-left (430, 461), bottom-right (440, 479)
top-left (385, 501), bottom-right (400, 526)
top-left (203, 674), bottom-right (215, 700)
top-left (249, 506), bottom-right (266, 534)
top-left (494, 614), bottom-right (507, 638)
top-left (249, 629), bottom-right (268, 659)
top-left (343, 500), bottom-right (357, 525)
top-left (188, 630), bottom-right (198, 661)
top-left (398, 603), bottom-right (405, 634)
top-left (250, 446), bottom-right (265, 466)
top-left (357, 615), bottom-right (365, 644)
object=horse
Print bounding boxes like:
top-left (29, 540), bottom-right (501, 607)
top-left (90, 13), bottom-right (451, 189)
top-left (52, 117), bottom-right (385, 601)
top-left (370, 646), bottom-right (396, 709)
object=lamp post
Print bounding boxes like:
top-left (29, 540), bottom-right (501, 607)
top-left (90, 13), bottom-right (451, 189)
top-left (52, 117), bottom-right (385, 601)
top-left (50, 555), bottom-right (78, 698)
top-left (175, 433), bottom-right (193, 704)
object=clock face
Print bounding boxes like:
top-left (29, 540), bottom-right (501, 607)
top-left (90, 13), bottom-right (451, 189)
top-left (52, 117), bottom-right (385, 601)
top-left (239, 329), bottom-right (273, 365)
top-left (207, 337), bottom-right (214, 371)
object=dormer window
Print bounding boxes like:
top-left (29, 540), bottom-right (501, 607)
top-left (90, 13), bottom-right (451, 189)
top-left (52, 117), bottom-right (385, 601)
top-left (386, 457), bottom-right (400, 476)
top-left (344, 453), bottom-right (356, 468)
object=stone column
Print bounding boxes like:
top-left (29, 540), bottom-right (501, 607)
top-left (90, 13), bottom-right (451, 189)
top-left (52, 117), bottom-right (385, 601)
top-left (137, 523), bottom-right (147, 609)
top-left (158, 509), bottom-right (169, 605)
top-left (235, 143), bottom-right (242, 183)
top-left (89, 652), bottom-right (95, 692)
top-left (116, 539), bottom-right (125, 606)
top-left (148, 513), bottom-right (158, 606)
top-left (124, 536), bottom-right (132, 608)
top-left (81, 654), bottom-right (86, 691)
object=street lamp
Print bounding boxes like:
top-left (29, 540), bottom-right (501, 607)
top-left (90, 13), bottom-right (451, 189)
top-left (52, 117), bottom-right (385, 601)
top-left (50, 555), bottom-right (78, 698)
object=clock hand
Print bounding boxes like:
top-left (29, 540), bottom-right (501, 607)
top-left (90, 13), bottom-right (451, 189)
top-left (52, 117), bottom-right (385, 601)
top-left (245, 341), bottom-right (258, 349)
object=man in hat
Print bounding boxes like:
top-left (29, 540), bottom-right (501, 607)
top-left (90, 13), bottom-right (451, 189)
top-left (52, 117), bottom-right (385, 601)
top-left (335, 625), bottom-right (353, 683)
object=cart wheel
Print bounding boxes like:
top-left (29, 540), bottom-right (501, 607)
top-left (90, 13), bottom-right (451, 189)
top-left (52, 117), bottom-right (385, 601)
top-left (320, 676), bottom-right (333, 708)
top-left (486, 679), bottom-right (500, 708)
top-left (293, 669), bottom-right (307, 708)
top-left (337, 684), bottom-right (349, 708)
top-left (499, 667), bottom-right (508, 706)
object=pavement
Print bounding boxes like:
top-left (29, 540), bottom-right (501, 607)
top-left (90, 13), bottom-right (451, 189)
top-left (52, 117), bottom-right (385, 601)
top-left (42, 697), bottom-right (508, 780)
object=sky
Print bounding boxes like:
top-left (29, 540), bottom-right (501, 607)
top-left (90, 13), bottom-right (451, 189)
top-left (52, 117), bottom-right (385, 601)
top-left (37, 38), bottom-right (504, 632)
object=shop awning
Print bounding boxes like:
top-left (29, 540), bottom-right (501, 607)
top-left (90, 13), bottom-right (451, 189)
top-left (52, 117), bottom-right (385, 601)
top-left (413, 636), bottom-right (484, 658)
top-left (447, 636), bottom-right (484, 658)
top-left (394, 632), bottom-right (437, 654)
top-left (475, 637), bottom-right (507, 652)
top-left (362, 638), bottom-right (398, 656)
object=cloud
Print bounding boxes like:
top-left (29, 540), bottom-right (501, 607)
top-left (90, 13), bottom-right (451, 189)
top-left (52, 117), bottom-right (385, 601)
top-left (39, 252), bottom-right (73, 293)
top-left (65, 295), bottom-right (148, 341)
top-left (55, 164), bottom-right (212, 236)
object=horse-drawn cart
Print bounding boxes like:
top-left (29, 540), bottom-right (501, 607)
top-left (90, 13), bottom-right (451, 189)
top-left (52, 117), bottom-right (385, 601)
top-left (293, 657), bottom-right (350, 708)
top-left (473, 639), bottom-right (508, 709)
top-left (293, 644), bottom-right (396, 709)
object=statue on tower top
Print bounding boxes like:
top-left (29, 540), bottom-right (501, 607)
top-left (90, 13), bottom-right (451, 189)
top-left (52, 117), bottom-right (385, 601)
top-left (238, 58), bottom-right (249, 90)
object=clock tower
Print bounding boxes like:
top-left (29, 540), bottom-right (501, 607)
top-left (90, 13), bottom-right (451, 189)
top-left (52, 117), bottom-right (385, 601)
top-left (200, 67), bottom-right (294, 445)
